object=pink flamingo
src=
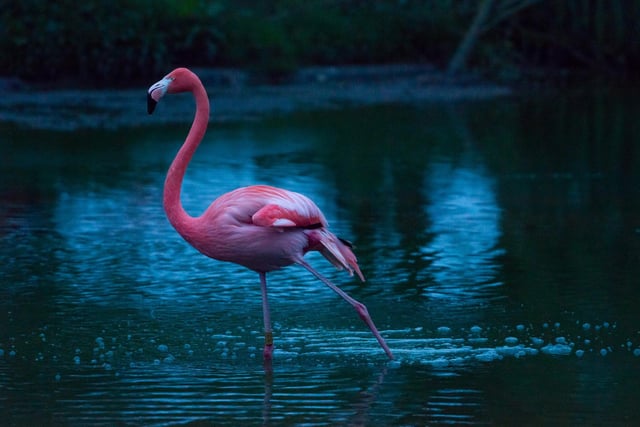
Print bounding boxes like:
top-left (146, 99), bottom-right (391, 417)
top-left (147, 68), bottom-right (393, 361)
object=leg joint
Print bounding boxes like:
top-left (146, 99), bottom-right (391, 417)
top-left (265, 331), bottom-right (274, 346)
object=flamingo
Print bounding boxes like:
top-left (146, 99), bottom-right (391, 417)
top-left (147, 68), bottom-right (393, 361)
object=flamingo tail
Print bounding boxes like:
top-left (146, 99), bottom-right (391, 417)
top-left (314, 230), bottom-right (365, 282)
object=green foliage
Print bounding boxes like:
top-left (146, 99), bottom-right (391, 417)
top-left (213, 0), bottom-right (462, 79)
top-left (281, 0), bottom-right (459, 64)
top-left (0, 0), bottom-right (463, 84)
top-left (0, 0), bottom-right (220, 85)
top-left (217, 9), bottom-right (298, 81)
top-left (1, 0), bottom-right (638, 85)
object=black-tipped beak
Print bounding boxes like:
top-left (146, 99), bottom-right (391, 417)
top-left (147, 93), bottom-right (157, 115)
top-left (147, 76), bottom-right (171, 114)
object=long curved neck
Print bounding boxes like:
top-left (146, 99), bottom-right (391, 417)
top-left (163, 80), bottom-right (210, 236)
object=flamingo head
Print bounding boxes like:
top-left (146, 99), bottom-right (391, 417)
top-left (147, 68), bottom-right (196, 114)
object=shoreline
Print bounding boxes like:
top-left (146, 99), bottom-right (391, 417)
top-left (0, 65), bottom-right (512, 131)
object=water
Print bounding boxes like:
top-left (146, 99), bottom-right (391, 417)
top-left (1, 88), bottom-right (639, 425)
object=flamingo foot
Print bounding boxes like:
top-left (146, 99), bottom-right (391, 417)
top-left (296, 259), bottom-right (394, 360)
top-left (353, 301), bottom-right (394, 360)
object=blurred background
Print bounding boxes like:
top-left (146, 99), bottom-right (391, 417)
top-left (2, 0), bottom-right (639, 86)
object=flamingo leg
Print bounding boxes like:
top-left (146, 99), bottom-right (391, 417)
top-left (296, 260), bottom-right (394, 360)
top-left (259, 272), bottom-right (274, 360)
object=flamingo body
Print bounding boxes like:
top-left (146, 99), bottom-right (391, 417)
top-left (148, 68), bottom-right (392, 361)
top-left (185, 184), bottom-right (363, 278)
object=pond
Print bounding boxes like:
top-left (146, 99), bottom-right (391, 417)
top-left (1, 88), bottom-right (639, 425)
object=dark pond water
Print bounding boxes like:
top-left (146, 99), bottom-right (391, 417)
top-left (1, 88), bottom-right (639, 426)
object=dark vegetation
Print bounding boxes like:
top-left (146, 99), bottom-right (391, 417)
top-left (1, 0), bottom-right (638, 87)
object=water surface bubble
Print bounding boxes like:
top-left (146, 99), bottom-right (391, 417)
top-left (600, 348), bottom-right (608, 356)
top-left (633, 349), bottom-right (640, 357)
top-left (505, 337), bottom-right (519, 345)
top-left (516, 324), bottom-right (525, 332)
top-left (575, 350), bottom-right (584, 358)
top-left (530, 337), bottom-right (544, 346)
top-left (470, 326), bottom-right (483, 334)
top-left (475, 350), bottom-right (501, 362)
top-left (157, 344), bottom-right (169, 353)
top-left (430, 358), bottom-right (449, 368)
top-left (541, 344), bottom-right (572, 356)
top-left (437, 326), bottom-right (451, 335)
top-left (582, 323), bottom-right (591, 330)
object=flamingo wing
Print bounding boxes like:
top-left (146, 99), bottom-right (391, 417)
top-left (252, 203), bottom-right (323, 228)
top-left (250, 186), bottom-right (327, 229)
top-left (246, 186), bottom-right (364, 281)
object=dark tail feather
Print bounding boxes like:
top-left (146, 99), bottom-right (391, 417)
top-left (317, 230), bottom-right (365, 281)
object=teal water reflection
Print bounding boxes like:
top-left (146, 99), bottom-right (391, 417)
top-left (1, 88), bottom-right (639, 425)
